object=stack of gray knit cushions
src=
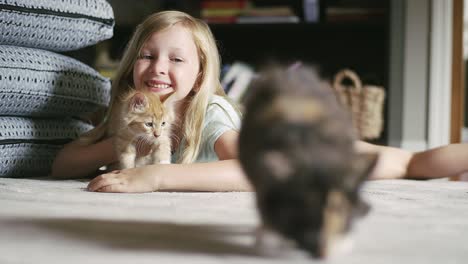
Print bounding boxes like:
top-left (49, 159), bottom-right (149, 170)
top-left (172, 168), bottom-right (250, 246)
top-left (0, 0), bottom-right (113, 177)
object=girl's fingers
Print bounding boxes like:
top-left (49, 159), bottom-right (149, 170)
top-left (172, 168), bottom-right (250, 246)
top-left (87, 174), bottom-right (107, 190)
top-left (96, 184), bottom-right (125, 193)
top-left (87, 174), bottom-right (121, 191)
top-left (88, 174), bottom-right (103, 186)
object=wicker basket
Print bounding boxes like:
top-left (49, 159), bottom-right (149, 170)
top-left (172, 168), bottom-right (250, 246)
top-left (332, 69), bottom-right (385, 140)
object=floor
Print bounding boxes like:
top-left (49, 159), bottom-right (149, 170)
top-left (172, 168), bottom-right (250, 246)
top-left (0, 177), bottom-right (467, 264)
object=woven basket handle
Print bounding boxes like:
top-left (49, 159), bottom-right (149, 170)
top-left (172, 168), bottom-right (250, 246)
top-left (333, 69), bottom-right (363, 92)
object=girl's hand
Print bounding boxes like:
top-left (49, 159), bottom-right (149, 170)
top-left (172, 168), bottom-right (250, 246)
top-left (87, 166), bottom-right (161, 193)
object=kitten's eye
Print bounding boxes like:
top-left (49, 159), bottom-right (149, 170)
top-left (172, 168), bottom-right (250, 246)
top-left (145, 122), bottom-right (153, 127)
top-left (161, 121), bottom-right (166, 126)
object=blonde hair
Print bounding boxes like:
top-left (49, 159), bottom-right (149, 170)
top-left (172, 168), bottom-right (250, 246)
top-left (80, 10), bottom-right (231, 163)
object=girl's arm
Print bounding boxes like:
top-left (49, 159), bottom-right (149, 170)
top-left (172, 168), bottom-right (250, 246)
top-left (159, 159), bottom-right (251, 191)
top-left (87, 130), bottom-right (253, 192)
top-left (407, 143), bottom-right (468, 179)
top-left (356, 141), bottom-right (468, 180)
top-left (355, 141), bottom-right (414, 180)
top-left (51, 137), bottom-right (116, 179)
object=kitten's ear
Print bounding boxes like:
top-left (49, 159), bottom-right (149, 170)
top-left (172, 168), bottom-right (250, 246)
top-left (342, 153), bottom-right (379, 191)
top-left (129, 92), bottom-right (148, 113)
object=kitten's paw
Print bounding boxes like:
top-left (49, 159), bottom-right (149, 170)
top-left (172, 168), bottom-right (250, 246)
top-left (254, 226), bottom-right (300, 258)
top-left (325, 233), bottom-right (354, 259)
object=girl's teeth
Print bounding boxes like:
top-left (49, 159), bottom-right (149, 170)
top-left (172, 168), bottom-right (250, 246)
top-left (148, 83), bottom-right (170, 89)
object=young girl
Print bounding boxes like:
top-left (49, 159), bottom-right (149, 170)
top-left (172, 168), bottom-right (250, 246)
top-left (51, 10), bottom-right (249, 192)
top-left (51, 10), bottom-right (459, 193)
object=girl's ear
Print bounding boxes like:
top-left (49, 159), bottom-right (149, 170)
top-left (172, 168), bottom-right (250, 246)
top-left (129, 92), bottom-right (148, 113)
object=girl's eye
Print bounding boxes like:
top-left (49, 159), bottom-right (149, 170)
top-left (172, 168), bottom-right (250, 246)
top-left (145, 122), bottom-right (153, 127)
top-left (139, 54), bottom-right (153, 60)
top-left (171, 57), bottom-right (183, 63)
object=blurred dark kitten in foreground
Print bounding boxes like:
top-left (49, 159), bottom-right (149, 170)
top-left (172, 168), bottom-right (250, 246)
top-left (238, 64), bottom-right (378, 258)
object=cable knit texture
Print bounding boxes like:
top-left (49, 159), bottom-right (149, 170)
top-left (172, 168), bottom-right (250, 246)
top-left (0, 117), bottom-right (93, 178)
top-left (0, 45), bottom-right (111, 117)
top-left (0, 0), bottom-right (114, 51)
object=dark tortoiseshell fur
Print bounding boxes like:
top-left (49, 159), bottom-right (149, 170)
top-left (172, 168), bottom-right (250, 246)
top-left (238, 64), bottom-right (377, 258)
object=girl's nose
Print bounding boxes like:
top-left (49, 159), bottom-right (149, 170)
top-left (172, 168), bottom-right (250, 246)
top-left (151, 58), bottom-right (168, 75)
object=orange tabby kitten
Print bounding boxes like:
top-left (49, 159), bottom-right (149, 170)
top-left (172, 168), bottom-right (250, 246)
top-left (111, 90), bottom-right (175, 169)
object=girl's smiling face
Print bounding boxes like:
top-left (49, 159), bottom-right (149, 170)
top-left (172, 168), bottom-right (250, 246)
top-left (133, 23), bottom-right (200, 102)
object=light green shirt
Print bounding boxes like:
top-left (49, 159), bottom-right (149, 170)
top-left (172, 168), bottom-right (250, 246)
top-left (171, 95), bottom-right (241, 163)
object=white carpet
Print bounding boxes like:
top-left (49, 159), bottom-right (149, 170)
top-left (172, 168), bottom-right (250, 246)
top-left (0, 178), bottom-right (467, 264)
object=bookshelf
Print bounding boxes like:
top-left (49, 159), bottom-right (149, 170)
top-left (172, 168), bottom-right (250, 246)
top-left (198, 0), bottom-right (388, 76)
top-left (201, 0), bottom-right (390, 144)
top-left (100, 0), bottom-right (389, 80)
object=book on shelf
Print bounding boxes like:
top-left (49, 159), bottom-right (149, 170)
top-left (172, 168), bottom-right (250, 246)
top-left (201, 8), bottom-right (243, 17)
top-left (203, 16), bottom-right (238, 24)
top-left (326, 7), bottom-right (386, 22)
top-left (237, 15), bottom-right (299, 24)
top-left (325, 0), bottom-right (385, 8)
top-left (201, 0), bottom-right (248, 9)
top-left (241, 6), bottom-right (295, 17)
top-left (200, 0), bottom-right (248, 23)
top-left (236, 5), bottom-right (299, 24)
top-left (201, 1), bottom-right (302, 24)
top-left (303, 0), bottom-right (320, 23)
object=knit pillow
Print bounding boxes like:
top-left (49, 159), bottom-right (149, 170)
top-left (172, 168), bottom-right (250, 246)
top-left (0, 143), bottom-right (63, 178)
top-left (0, 116), bottom-right (93, 178)
top-left (0, 0), bottom-right (114, 51)
top-left (0, 45), bottom-right (111, 117)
